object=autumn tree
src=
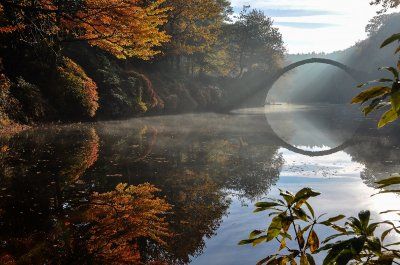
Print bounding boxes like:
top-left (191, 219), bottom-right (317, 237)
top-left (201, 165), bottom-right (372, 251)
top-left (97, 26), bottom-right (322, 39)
top-left (0, 0), bottom-right (170, 59)
top-left (224, 6), bottom-right (285, 76)
top-left (164, 0), bottom-right (232, 72)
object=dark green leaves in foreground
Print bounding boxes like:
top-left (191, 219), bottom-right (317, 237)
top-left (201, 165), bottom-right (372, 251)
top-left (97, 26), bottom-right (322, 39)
top-left (381, 33), bottom-right (400, 50)
top-left (352, 34), bottom-right (400, 128)
top-left (240, 180), bottom-right (400, 264)
top-left (239, 188), bottom-right (345, 264)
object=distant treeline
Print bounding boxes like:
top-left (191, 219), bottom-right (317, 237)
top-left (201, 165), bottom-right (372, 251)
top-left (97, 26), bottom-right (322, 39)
top-left (0, 1), bottom-right (286, 128)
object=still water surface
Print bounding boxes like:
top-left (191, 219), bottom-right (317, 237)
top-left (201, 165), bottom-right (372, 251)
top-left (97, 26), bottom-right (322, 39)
top-left (1, 104), bottom-right (400, 264)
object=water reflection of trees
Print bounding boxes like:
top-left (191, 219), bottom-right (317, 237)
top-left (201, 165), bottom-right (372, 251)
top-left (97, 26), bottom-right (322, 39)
top-left (345, 122), bottom-right (400, 188)
top-left (92, 118), bottom-right (283, 263)
top-left (0, 116), bottom-right (284, 264)
top-left (0, 128), bottom-right (173, 264)
top-left (0, 126), bottom-right (100, 234)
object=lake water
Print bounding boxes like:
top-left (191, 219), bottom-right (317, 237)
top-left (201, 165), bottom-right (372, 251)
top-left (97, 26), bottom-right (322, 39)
top-left (1, 104), bottom-right (400, 264)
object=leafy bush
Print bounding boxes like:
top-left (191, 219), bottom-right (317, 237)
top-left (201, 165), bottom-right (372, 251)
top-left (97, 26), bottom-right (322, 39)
top-left (239, 188), bottom-right (344, 264)
top-left (65, 45), bottom-right (165, 118)
top-left (54, 57), bottom-right (99, 119)
top-left (0, 72), bottom-right (14, 127)
top-left (10, 77), bottom-right (50, 123)
top-left (0, 68), bottom-right (22, 127)
top-left (240, 180), bottom-right (400, 264)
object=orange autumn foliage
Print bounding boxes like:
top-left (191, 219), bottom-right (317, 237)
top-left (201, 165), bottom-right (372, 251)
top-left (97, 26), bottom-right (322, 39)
top-left (60, 128), bottom-right (99, 182)
top-left (0, 0), bottom-right (170, 59)
top-left (85, 183), bottom-right (171, 264)
top-left (72, 0), bottom-right (171, 59)
top-left (56, 57), bottom-right (99, 117)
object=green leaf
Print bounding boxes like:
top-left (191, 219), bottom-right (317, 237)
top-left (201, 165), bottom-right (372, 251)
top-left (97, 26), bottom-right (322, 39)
top-left (238, 238), bottom-right (255, 245)
top-left (367, 222), bottom-right (379, 235)
top-left (380, 209), bottom-right (400, 214)
top-left (256, 255), bottom-right (277, 265)
top-left (293, 188), bottom-right (320, 204)
top-left (322, 237), bottom-right (366, 264)
top-left (347, 217), bottom-right (363, 233)
top-left (319, 215), bottom-right (346, 225)
top-left (322, 246), bottom-right (342, 265)
top-left (293, 208), bottom-right (309, 221)
top-left (381, 33), bottom-right (400, 48)
top-left (391, 90), bottom-right (400, 112)
top-left (255, 201), bottom-right (281, 208)
top-left (250, 230), bottom-right (263, 239)
top-left (378, 107), bottom-right (398, 128)
top-left (252, 235), bottom-right (268, 246)
top-left (358, 210), bottom-right (370, 228)
top-left (306, 254), bottom-right (316, 265)
top-left (380, 221), bottom-right (400, 234)
top-left (277, 256), bottom-right (289, 265)
top-left (351, 86), bottom-right (391, 104)
top-left (322, 233), bottom-right (350, 244)
top-left (362, 97), bottom-right (387, 116)
top-left (376, 176), bottom-right (400, 188)
top-left (308, 230), bottom-right (320, 253)
top-left (280, 190), bottom-right (295, 205)
top-left (379, 66), bottom-right (399, 79)
top-left (266, 215), bottom-right (283, 241)
top-left (366, 236), bottom-right (382, 254)
top-left (375, 189), bottom-right (400, 194)
top-left (280, 232), bottom-right (293, 240)
top-left (331, 224), bottom-right (347, 233)
top-left (304, 201), bottom-right (315, 219)
top-left (357, 79), bottom-right (393, 88)
top-left (335, 249), bottom-right (354, 265)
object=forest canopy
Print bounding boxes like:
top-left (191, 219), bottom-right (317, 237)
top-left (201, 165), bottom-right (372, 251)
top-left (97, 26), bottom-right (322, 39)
top-left (0, 1), bottom-right (286, 126)
top-left (0, 0), bottom-right (171, 59)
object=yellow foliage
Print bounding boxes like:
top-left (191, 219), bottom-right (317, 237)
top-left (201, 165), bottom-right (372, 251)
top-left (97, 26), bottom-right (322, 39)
top-left (167, 0), bottom-right (228, 56)
top-left (0, 0), bottom-right (171, 59)
top-left (57, 57), bottom-right (99, 117)
top-left (74, 0), bottom-right (171, 59)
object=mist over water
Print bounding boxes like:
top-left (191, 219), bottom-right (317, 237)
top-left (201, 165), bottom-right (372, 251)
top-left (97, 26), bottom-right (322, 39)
top-left (2, 104), bottom-right (400, 264)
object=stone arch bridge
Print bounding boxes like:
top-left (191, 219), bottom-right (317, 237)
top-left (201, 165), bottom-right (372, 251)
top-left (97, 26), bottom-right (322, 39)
top-left (223, 58), bottom-right (366, 157)
top-left (221, 57), bottom-right (365, 111)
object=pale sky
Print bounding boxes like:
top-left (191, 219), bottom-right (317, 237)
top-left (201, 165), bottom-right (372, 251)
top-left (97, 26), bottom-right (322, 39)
top-left (231, 0), bottom-right (383, 53)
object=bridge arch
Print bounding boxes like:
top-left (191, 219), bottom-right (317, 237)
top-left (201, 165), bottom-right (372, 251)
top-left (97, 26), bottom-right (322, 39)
top-left (225, 58), bottom-right (364, 156)
top-left (261, 58), bottom-right (363, 156)
top-left (265, 57), bottom-right (361, 100)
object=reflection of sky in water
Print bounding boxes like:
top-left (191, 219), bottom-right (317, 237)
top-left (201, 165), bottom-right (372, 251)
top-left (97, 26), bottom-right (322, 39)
top-left (280, 146), bottom-right (364, 178)
top-left (191, 145), bottom-right (400, 265)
